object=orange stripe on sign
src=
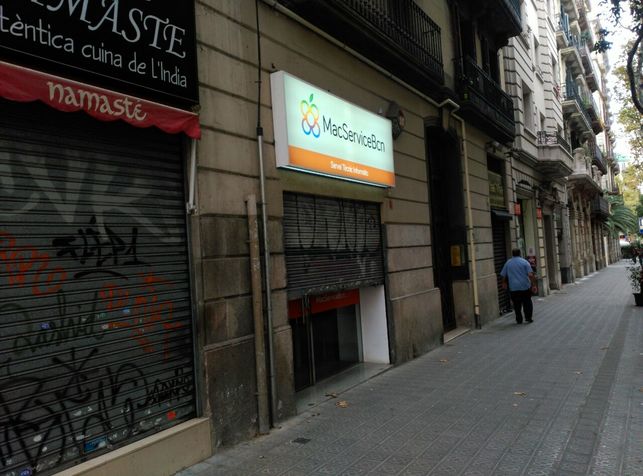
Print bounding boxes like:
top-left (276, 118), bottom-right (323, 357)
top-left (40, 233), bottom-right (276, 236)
top-left (288, 145), bottom-right (395, 187)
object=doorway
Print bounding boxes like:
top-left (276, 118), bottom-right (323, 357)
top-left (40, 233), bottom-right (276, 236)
top-left (426, 125), bottom-right (468, 332)
top-left (492, 215), bottom-right (511, 314)
top-left (289, 290), bottom-right (361, 391)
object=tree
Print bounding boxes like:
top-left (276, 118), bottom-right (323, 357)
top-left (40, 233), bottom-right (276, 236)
top-left (619, 165), bottom-right (640, 209)
top-left (611, 45), bottom-right (643, 195)
top-left (595, 0), bottom-right (643, 115)
top-left (606, 194), bottom-right (638, 236)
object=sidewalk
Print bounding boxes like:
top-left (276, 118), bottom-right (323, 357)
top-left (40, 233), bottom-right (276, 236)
top-left (178, 262), bottom-right (643, 475)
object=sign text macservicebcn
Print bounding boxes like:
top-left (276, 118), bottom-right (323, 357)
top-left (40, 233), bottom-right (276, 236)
top-left (322, 117), bottom-right (386, 152)
top-left (0, 1), bottom-right (198, 108)
top-left (270, 71), bottom-right (395, 187)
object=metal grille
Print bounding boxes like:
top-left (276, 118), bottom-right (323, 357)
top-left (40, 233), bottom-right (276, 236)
top-left (283, 193), bottom-right (384, 298)
top-left (0, 100), bottom-right (195, 475)
top-left (492, 217), bottom-right (512, 314)
top-left (276, 0), bottom-right (444, 83)
top-left (457, 56), bottom-right (515, 131)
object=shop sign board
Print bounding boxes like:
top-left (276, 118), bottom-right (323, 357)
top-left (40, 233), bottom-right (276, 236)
top-left (270, 71), bottom-right (395, 187)
top-left (0, 60), bottom-right (200, 138)
top-left (488, 171), bottom-right (505, 209)
top-left (0, 1), bottom-right (198, 109)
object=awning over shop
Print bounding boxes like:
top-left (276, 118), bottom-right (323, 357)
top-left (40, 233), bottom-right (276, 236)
top-left (0, 60), bottom-right (201, 139)
top-left (491, 209), bottom-right (513, 221)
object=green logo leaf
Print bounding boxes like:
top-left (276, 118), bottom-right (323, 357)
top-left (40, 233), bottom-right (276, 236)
top-left (309, 94), bottom-right (314, 103)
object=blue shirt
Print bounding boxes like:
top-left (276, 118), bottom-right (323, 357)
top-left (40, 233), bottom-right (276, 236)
top-left (500, 256), bottom-right (532, 291)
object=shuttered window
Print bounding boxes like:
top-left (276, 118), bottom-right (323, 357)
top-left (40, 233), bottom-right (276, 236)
top-left (283, 192), bottom-right (384, 298)
top-left (0, 100), bottom-right (195, 475)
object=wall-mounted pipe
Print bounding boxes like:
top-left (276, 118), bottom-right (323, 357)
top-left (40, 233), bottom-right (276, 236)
top-left (438, 99), bottom-right (481, 330)
top-left (255, 0), bottom-right (277, 423)
top-left (186, 138), bottom-right (198, 215)
top-left (246, 195), bottom-right (270, 434)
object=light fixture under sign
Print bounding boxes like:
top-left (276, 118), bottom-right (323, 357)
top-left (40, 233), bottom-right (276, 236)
top-left (386, 101), bottom-right (406, 140)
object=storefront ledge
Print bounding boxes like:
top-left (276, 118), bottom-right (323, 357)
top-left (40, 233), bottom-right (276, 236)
top-left (56, 418), bottom-right (212, 476)
top-left (443, 327), bottom-right (470, 343)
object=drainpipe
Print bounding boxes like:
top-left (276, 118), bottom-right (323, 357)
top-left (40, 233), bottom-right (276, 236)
top-left (186, 139), bottom-right (198, 215)
top-left (246, 195), bottom-right (270, 434)
top-left (255, 0), bottom-right (277, 423)
top-left (439, 99), bottom-right (481, 330)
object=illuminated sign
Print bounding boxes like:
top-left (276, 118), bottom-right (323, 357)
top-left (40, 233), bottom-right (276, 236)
top-left (270, 71), bottom-right (395, 187)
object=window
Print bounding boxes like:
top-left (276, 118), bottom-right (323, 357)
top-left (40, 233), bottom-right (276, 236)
top-left (523, 85), bottom-right (535, 132)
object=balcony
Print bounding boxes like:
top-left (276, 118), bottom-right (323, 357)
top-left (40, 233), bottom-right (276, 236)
top-left (562, 76), bottom-right (593, 134)
top-left (586, 94), bottom-right (604, 133)
top-left (536, 131), bottom-right (574, 178)
top-left (576, 0), bottom-right (589, 30)
top-left (455, 56), bottom-right (515, 142)
top-left (474, 0), bottom-right (522, 39)
top-left (561, 0), bottom-right (579, 21)
top-left (568, 147), bottom-right (601, 194)
top-left (587, 138), bottom-right (607, 173)
top-left (275, 0), bottom-right (444, 98)
top-left (578, 39), bottom-right (599, 91)
top-left (560, 34), bottom-right (584, 76)
top-left (590, 196), bottom-right (610, 220)
top-left (556, 14), bottom-right (573, 49)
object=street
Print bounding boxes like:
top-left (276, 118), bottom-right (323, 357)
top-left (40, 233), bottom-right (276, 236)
top-left (178, 261), bottom-right (643, 476)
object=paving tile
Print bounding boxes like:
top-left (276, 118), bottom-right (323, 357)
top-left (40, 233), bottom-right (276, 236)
top-left (178, 264), bottom-right (642, 476)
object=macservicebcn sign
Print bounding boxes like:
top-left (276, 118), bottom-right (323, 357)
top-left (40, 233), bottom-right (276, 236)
top-left (0, 0), bottom-right (198, 109)
top-left (271, 72), bottom-right (395, 187)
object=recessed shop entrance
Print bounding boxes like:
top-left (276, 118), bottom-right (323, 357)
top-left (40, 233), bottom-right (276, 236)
top-left (283, 193), bottom-right (390, 393)
top-left (289, 290), bottom-right (361, 391)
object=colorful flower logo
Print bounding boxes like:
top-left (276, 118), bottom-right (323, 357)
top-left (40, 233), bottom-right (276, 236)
top-left (300, 93), bottom-right (320, 138)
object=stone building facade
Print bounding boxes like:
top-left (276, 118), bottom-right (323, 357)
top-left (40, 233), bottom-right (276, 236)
top-left (0, 1), bottom-right (620, 475)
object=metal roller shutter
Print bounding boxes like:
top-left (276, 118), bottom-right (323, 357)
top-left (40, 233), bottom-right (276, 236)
top-left (283, 192), bottom-right (384, 298)
top-left (0, 100), bottom-right (195, 476)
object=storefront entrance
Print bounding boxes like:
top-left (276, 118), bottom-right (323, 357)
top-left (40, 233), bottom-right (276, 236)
top-left (0, 100), bottom-right (196, 475)
top-left (289, 290), bottom-right (361, 391)
top-left (283, 193), bottom-right (390, 393)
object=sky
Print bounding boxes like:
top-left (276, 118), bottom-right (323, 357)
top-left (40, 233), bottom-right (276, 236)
top-left (590, 0), bottom-right (636, 161)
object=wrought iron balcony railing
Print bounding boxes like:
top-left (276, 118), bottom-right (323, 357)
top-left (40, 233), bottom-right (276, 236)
top-left (556, 13), bottom-right (572, 44)
top-left (277, 0), bottom-right (444, 84)
top-left (562, 75), bottom-right (593, 129)
top-left (350, 0), bottom-right (443, 79)
top-left (590, 196), bottom-right (609, 218)
top-left (592, 141), bottom-right (606, 170)
top-left (457, 56), bottom-right (515, 136)
top-left (584, 137), bottom-right (606, 172)
top-left (536, 131), bottom-right (572, 154)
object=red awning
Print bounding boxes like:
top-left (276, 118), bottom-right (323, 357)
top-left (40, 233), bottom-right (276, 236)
top-left (0, 60), bottom-right (201, 139)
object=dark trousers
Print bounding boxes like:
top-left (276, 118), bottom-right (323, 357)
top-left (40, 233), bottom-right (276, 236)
top-left (510, 289), bottom-right (533, 323)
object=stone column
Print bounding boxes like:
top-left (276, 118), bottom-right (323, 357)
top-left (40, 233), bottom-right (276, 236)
top-left (570, 196), bottom-right (582, 278)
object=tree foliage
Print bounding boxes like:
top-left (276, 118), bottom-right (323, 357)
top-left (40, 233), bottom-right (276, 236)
top-left (595, 0), bottom-right (643, 114)
top-left (619, 165), bottom-right (641, 209)
top-left (613, 55), bottom-right (643, 162)
top-left (606, 194), bottom-right (638, 235)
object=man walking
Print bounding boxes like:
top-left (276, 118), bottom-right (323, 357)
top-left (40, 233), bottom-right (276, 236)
top-left (500, 248), bottom-right (537, 324)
